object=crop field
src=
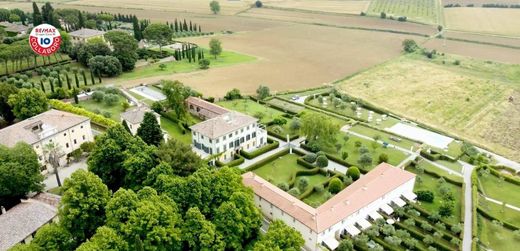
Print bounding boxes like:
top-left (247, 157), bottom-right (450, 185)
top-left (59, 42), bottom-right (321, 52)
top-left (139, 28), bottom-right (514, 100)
top-left (262, 0), bottom-right (371, 14)
top-left (338, 53), bottom-right (520, 162)
top-left (60, 0), bottom-right (252, 15)
top-left (444, 8), bottom-right (520, 37)
top-left (367, 0), bottom-right (442, 24)
top-left (443, 0), bottom-right (520, 5)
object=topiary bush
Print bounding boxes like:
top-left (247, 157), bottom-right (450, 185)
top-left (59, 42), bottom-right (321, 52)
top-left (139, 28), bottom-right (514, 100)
top-left (316, 155), bottom-right (328, 168)
top-left (328, 177), bottom-right (343, 194)
top-left (417, 190), bottom-right (434, 202)
top-left (288, 187), bottom-right (300, 197)
top-left (347, 166), bottom-right (361, 180)
top-left (303, 153), bottom-right (317, 163)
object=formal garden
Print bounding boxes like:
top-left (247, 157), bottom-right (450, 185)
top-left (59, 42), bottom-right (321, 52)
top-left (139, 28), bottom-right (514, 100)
top-left (245, 150), bottom-right (359, 208)
top-left (74, 87), bottom-right (128, 121)
top-left (473, 165), bottom-right (520, 250)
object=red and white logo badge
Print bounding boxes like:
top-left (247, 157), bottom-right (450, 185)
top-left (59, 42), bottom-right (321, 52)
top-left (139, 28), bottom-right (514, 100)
top-left (29, 24), bottom-right (61, 56)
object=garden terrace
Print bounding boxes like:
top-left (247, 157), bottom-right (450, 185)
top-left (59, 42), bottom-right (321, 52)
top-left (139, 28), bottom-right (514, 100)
top-left (74, 91), bottom-right (128, 121)
top-left (478, 168), bottom-right (520, 207)
top-left (217, 99), bottom-right (285, 124)
top-left (406, 162), bottom-right (463, 225)
top-left (348, 124), bottom-right (419, 150)
top-left (306, 93), bottom-right (401, 129)
top-left (477, 215), bottom-right (519, 251)
top-left (266, 98), bottom-right (305, 114)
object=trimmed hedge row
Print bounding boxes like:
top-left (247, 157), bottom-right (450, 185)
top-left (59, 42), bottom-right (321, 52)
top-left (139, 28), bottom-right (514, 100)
top-left (420, 149), bottom-right (458, 162)
top-left (488, 166), bottom-right (520, 186)
top-left (240, 139), bottom-right (279, 159)
top-left (402, 211), bottom-right (460, 241)
top-left (215, 154), bottom-right (244, 167)
top-left (372, 236), bottom-right (406, 251)
top-left (300, 143), bottom-right (369, 174)
top-left (242, 148), bottom-right (290, 172)
top-left (409, 203), bottom-right (460, 231)
top-left (249, 96), bottom-right (299, 115)
top-left (49, 99), bottom-right (118, 128)
top-left (267, 129), bottom-right (299, 141)
top-left (477, 206), bottom-right (520, 231)
top-left (394, 221), bottom-right (457, 251)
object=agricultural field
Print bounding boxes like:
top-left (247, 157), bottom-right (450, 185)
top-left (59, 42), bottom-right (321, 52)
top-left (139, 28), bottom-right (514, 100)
top-left (262, 0), bottom-right (371, 14)
top-left (443, 0), bottom-right (520, 6)
top-left (444, 8), bottom-right (520, 37)
top-left (367, 0), bottom-right (442, 24)
top-left (338, 53), bottom-right (520, 162)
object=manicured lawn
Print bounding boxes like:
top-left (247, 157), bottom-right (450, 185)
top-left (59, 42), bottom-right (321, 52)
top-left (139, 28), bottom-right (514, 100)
top-left (75, 95), bottom-right (127, 121)
top-left (479, 196), bottom-right (520, 224)
top-left (434, 160), bottom-right (463, 174)
top-left (479, 174), bottom-right (520, 207)
top-left (308, 96), bottom-right (400, 129)
top-left (431, 141), bottom-right (464, 160)
top-left (416, 159), bottom-right (463, 183)
top-left (46, 186), bottom-right (63, 196)
top-left (217, 99), bottom-right (285, 124)
top-left (304, 190), bottom-right (330, 207)
top-left (253, 154), bottom-right (306, 185)
top-left (477, 215), bottom-right (519, 251)
top-left (161, 116), bottom-right (192, 145)
top-left (267, 117), bottom-right (299, 138)
top-left (330, 132), bottom-right (409, 170)
top-left (348, 124), bottom-right (418, 150)
top-left (407, 165), bottom-right (463, 224)
top-left (117, 49), bottom-right (256, 81)
top-left (266, 98), bottom-right (305, 113)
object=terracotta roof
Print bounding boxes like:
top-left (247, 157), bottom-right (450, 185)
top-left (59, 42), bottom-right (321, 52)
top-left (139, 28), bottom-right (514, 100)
top-left (0, 22), bottom-right (29, 33)
top-left (121, 106), bottom-right (156, 124)
top-left (69, 28), bottom-right (105, 38)
top-left (186, 97), bottom-right (229, 118)
top-left (0, 109), bottom-right (90, 148)
top-left (190, 111), bottom-right (257, 139)
top-left (0, 193), bottom-right (60, 251)
top-left (242, 163), bottom-right (415, 233)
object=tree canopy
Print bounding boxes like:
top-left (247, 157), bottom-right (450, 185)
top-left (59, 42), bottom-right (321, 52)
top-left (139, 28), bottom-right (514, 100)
top-left (104, 30), bottom-right (138, 71)
top-left (209, 38), bottom-right (222, 59)
top-left (155, 139), bottom-right (204, 177)
top-left (300, 112), bottom-right (339, 148)
top-left (253, 220), bottom-right (304, 251)
top-left (161, 80), bottom-right (194, 120)
top-left (210, 1), bottom-right (221, 14)
top-left (143, 23), bottom-right (173, 52)
top-left (7, 88), bottom-right (48, 120)
top-left (0, 82), bottom-right (18, 124)
top-left (136, 112), bottom-right (163, 146)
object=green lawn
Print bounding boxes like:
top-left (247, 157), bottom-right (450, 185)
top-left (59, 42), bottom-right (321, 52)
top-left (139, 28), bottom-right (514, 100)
top-left (348, 124), bottom-right (419, 150)
top-left (407, 165), bottom-right (463, 224)
top-left (267, 117), bottom-right (299, 138)
top-left (479, 196), bottom-right (520, 224)
top-left (266, 98), bottom-right (305, 114)
top-left (217, 99), bottom-right (285, 124)
top-left (161, 116), bottom-right (192, 145)
top-left (431, 141), bottom-right (464, 160)
top-left (434, 160), bottom-right (463, 174)
top-left (308, 96), bottom-right (400, 129)
top-left (331, 132), bottom-right (409, 170)
top-left (416, 160), bottom-right (463, 182)
top-left (479, 174), bottom-right (520, 207)
top-left (116, 49), bottom-right (256, 81)
top-left (253, 154), bottom-right (307, 185)
top-left (304, 190), bottom-right (330, 207)
top-left (75, 95), bottom-right (126, 121)
top-left (477, 215), bottom-right (519, 251)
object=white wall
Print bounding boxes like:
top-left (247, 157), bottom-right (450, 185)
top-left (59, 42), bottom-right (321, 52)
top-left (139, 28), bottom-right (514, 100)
top-left (32, 120), bottom-right (93, 173)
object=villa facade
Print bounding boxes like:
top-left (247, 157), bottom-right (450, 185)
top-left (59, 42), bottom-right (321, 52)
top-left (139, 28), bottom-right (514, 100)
top-left (242, 163), bottom-right (417, 251)
top-left (120, 106), bottom-right (161, 136)
top-left (0, 110), bottom-right (93, 173)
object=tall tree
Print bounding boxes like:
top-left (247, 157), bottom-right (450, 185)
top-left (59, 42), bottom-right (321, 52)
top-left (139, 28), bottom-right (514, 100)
top-left (253, 220), bottom-right (304, 251)
top-left (32, 2), bottom-right (43, 26)
top-left (182, 207), bottom-right (224, 250)
top-left (155, 139), bottom-right (204, 177)
top-left (31, 223), bottom-right (75, 251)
top-left (104, 30), bottom-right (139, 71)
top-left (136, 112), bottom-right (163, 146)
top-left (0, 143), bottom-right (44, 207)
top-left (300, 112), bottom-right (339, 148)
top-left (210, 1), bottom-right (221, 14)
top-left (7, 88), bottom-right (49, 120)
top-left (78, 11), bottom-right (85, 28)
top-left (132, 16), bottom-right (142, 40)
top-left (161, 80), bottom-right (192, 120)
top-left (59, 169), bottom-right (111, 243)
top-left (0, 82), bottom-right (18, 124)
top-left (76, 226), bottom-right (128, 251)
top-left (143, 23), bottom-right (173, 53)
top-left (209, 38), bottom-right (222, 59)
top-left (256, 85), bottom-right (270, 100)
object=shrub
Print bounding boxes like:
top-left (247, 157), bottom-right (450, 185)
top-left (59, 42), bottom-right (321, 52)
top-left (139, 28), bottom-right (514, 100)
top-left (255, 0), bottom-right (263, 8)
top-left (272, 117), bottom-right (287, 125)
top-left (316, 155), bottom-right (328, 168)
top-left (380, 12), bottom-right (386, 18)
top-left (70, 148), bottom-right (83, 160)
top-left (378, 153), bottom-right (389, 163)
top-left (417, 190), bottom-right (434, 202)
top-left (307, 141), bottom-right (321, 152)
top-left (199, 58), bottom-right (210, 69)
top-left (397, 16), bottom-right (407, 22)
top-left (439, 201), bottom-right (454, 217)
top-left (102, 111), bottom-right (112, 118)
top-left (92, 91), bottom-right (105, 102)
top-left (298, 177), bottom-right (309, 191)
top-left (341, 151), bottom-right (349, 160)
top-left (80, 142), bottom-right (95, 153)
top-left (277, 182), bottom-right (289, 191)
top-left (304, 153), bottom-right (317, 163)
top-left (224, 88), bottom-right (242, 100)
top-left (159, 63), bottom-right (166, 70)
top-left (343, 176), bottom-right (353, 187)
top-left (347, 166), bottom-right (361, 180)
top-left (49, 99), bottom-right (118, 128)
top-left (328, 177), bottom-right (343, 194)
top-left (103, 93), bottom-right (119, 106)
top-left (314, 184), bottom-right (325, 193)
top-left (151, 101), bottom-right (164, 113)
top-left (288, 187), bottom-right (300, 197)
top-left (402, 39), bottom-right (419, 53)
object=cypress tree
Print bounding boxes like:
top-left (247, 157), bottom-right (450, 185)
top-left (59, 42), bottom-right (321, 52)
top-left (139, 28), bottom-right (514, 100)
top-left (183, 19), bottom-right (188, 31)
top-left (78, 11), bottom-right (85, 28)
top-left (74, 72), bottom-right (80, 88)
top-left (192, 47), bottom-right (196, 62)
top-left (90, 70), bottom-right (96, 85)
top-left (66, 74), bottom-right (72, 89)
top-left (73, 88), bottom-right (79, 104)
top-left (32, 2), bottom-right (43, 26)
top-left (97, 70), bottom-right (102, 83)
top-left (82, 70), bottom-right (88, 86)
top-left (49, 78), bottom-right (55, 93)
top-left (137, 112), bottom-right (163, 146)
top-left (132, 16), bottom-right (141, 40)
top-left (189, 21), bottom-right (192, 31)
top-left (57, 75), bottom-right (63, 88)
top-left (198, 25), bottom-right (201, 33)
top-left (174, 19), bottom-right (178, 32)
top-left (40, 80), bottom-right (45, 92)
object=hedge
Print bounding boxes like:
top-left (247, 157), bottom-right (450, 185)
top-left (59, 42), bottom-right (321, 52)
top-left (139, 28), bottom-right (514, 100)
top-left (215, 154), bottom-right (244, 167)
top-left (372, 236), bottom-right (406, 251)
top-left (409, 203), bottom-right (460, 231)
top-left (394, 221), bottom-right (457, 251)
top-left (477, 207), bottom-right (520, 231)
top-left (242, 148), bottom-right (290, 172)
top-left (240, 139), bottom-right (279, 159)
top-left (249, 96), bottom-right (298, 115)
top-left (300, 143), bottom-right (368, 174)
top-left (267, 129), bottom-right (299, 141)
top-left (402, 211), bottom-right (460, 241)
top-left (488, 166), bottom-right (520, 186)
top-left (49, 99), bottom-right (118, 128)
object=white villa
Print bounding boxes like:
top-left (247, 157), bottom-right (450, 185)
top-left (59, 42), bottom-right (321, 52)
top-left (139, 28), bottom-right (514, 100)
top-left (188, 98), bottom-right (267, 162)
top-left (0, 110), bottom-right (93, 173)
top-left (120, 106), bottom-right (161, 136)
top-left (242, 163), bottom-right (417, 251)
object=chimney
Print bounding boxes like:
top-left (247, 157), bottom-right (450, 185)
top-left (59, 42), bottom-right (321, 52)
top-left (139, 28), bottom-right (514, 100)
top-left (1, 206), bottom-right (6, 214)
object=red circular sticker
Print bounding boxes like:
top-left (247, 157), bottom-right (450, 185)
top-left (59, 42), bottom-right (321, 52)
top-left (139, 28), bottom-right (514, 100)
top-left (29, 24), bottom-right (61, 56)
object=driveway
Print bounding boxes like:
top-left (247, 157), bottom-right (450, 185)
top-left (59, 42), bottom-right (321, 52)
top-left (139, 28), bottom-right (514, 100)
top-left (44, 159), bottom-right (88, 190)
